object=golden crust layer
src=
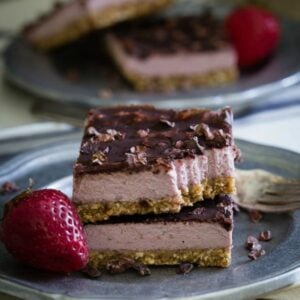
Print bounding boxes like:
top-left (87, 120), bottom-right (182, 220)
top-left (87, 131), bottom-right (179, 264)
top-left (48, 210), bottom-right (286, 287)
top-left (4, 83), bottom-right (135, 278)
top-left (75, 177), bottom-right (235, 222)
top-left (89, 247), bottom-right (231, 268)
top-left (30, 0), bottom-right (173, 50)
top-left (91, 0), bottom-right (174, 28)
top-left (119, 66), bottom-right (238, 92)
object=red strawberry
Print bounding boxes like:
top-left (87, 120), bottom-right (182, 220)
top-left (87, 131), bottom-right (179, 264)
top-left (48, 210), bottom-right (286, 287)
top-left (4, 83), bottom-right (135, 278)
top-left (226, 6), bottom-right (280, 68)
top-left (1, 189), bottom-right (88, 273)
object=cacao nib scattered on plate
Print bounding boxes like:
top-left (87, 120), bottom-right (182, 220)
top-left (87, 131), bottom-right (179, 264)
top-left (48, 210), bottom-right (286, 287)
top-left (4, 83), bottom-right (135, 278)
top-left (245, 236), bottom-right (259, 251)
top-left (248, 249), bottom-right (266, 261)
top-left (81, 265), bottom-right (102, 279)
top-left (258, 230), bottom-right (272, 241)
top-left (132, 262), bottom-right (151, 276)
top-left (106, 257), bottom-right (151, 276)
top-left (0, 181), bottom-right (19, 195)
top-left (248, 210), bottom-right (263, 223)
top-left (245, 235), bottom-right (266, 260)
top-left (176, 263), bottom-right (194, 275)
top-left (106, 257), bottom-right (134, 274)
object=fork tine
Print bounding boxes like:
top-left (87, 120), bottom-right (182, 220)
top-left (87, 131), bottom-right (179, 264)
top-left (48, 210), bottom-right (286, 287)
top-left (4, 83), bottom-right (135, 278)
top-left (236, 169), bottom-right (300, 213)
top-left (253, 203), bottom-right (300, 213)
top-left (257, 194), bottom-right (300, 205)
top-left (265, 181), bottom-right (300, 192)
top-left (262, 182), bottom-right (300, 197)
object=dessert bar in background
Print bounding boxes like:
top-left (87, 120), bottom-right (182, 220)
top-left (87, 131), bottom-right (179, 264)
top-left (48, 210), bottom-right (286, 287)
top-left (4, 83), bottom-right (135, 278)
top-left (24, 0), bottom-right (174, 50)
top-left (106, 11), bottom-right (238, 91)
top-left (73, 105), bottom-right (239, 222)
top-left (87, 195), bottom-right (233, 268)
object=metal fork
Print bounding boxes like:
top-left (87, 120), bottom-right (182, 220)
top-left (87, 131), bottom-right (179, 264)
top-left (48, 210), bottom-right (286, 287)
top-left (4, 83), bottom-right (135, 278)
top-left (235, 169), bottom-right (300, 213)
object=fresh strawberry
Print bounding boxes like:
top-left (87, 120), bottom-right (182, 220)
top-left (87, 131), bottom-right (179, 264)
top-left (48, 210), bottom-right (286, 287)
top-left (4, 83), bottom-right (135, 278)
top-left (1, 189), bottom-right (88, 273)
top-left (226, 6), bottom-right (280, 68)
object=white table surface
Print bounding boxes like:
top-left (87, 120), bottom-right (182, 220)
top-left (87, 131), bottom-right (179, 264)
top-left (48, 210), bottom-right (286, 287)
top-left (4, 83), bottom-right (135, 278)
top-left (0, 1), bottom-right (299, 299)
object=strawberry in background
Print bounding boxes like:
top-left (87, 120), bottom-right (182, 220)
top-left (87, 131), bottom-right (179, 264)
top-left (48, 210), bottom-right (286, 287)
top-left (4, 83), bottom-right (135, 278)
top-left (226, 6), bottom-right (281, 68)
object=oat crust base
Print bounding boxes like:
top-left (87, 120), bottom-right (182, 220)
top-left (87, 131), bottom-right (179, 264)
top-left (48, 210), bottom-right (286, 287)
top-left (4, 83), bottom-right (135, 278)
top-left (89, 247), bottom-right (231, 268)
top-left (122, 67), bottom-right (238, 92)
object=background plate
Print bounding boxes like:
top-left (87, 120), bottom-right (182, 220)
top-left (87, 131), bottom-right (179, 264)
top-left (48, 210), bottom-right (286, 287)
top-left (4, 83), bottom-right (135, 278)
top-left (0, 138), bottom-right (299, 300)
top-left (3, 3), bottom-right (300, 111)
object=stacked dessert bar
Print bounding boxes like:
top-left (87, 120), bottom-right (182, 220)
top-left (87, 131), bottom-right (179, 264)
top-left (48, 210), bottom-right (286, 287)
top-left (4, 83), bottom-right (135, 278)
top-left (106, 11), bottom-right (238, 91)
top-left (23, 2), bottom-right (238, 91)
top-left (73, 105), bottom-right (239, 268)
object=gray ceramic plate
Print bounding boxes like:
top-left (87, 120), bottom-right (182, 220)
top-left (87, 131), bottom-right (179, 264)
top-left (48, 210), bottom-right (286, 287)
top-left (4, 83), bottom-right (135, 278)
top-left (3, 5), bottom-right (300, 111)
top-left (0, 137), bottom-right (299, 300)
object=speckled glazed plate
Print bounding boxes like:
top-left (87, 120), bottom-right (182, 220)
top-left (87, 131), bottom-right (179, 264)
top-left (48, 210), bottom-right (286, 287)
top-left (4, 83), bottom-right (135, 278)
top-left (0, 137), bottom-right (299, 300)
top-left (3, 6), bottom-right (300, 111)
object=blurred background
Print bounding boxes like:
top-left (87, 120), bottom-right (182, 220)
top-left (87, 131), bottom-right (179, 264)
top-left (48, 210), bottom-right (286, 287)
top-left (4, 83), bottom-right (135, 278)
top-left (0, 0), bottom-right (300, 127)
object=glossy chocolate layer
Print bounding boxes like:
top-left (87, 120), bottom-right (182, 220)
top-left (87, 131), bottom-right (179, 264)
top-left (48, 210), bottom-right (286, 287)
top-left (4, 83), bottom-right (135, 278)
top-left (75, 105), bottom-right (233, 174)
top-left (91, 195), bottom-right (233, 231)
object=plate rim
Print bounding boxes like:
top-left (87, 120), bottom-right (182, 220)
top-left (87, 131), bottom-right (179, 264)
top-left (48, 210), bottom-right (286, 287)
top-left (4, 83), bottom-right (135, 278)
top-left (0, 138), bottom-right (299, 300)
top-left (4, 47), bottom-right (300, 110)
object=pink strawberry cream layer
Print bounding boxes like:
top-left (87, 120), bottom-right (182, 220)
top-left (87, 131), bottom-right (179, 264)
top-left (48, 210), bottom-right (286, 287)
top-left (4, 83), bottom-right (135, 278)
top-left (85, 222), bottom-right (232, 251)
top-left (26, 1), bottom-right (86, 43)
top-left (73, 147), bottom-right (235, 204)
top-left (106, 34), bottom-right (237, 77)
top-left (25, 0), bottom-right (161, 44)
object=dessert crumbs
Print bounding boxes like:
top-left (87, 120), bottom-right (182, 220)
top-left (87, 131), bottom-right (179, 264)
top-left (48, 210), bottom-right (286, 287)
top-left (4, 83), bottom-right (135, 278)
top-left (176, 262), bottom-right (194, 275)
top-left (0, 181), bottom-right (19, 195)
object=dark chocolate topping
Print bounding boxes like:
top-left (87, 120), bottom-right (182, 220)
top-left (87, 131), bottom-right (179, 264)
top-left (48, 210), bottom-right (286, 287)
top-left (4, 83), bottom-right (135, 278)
top-left (111, 10), bottom-right (229, 59)
top-left (75, 105), bottom-right (233, 174)
top-left (94, 195), bottom-right (233, 231)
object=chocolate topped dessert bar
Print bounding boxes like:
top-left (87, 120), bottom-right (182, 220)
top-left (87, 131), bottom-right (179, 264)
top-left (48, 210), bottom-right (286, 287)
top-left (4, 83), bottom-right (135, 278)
top-left (106, 11), bottom-right (238, 91)
top-left (73, 105), bottom-right (239, 222)
top-left (87, 195), bottom-right (234, 268)
top-left (24, 0), bottom-right (174, 50)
